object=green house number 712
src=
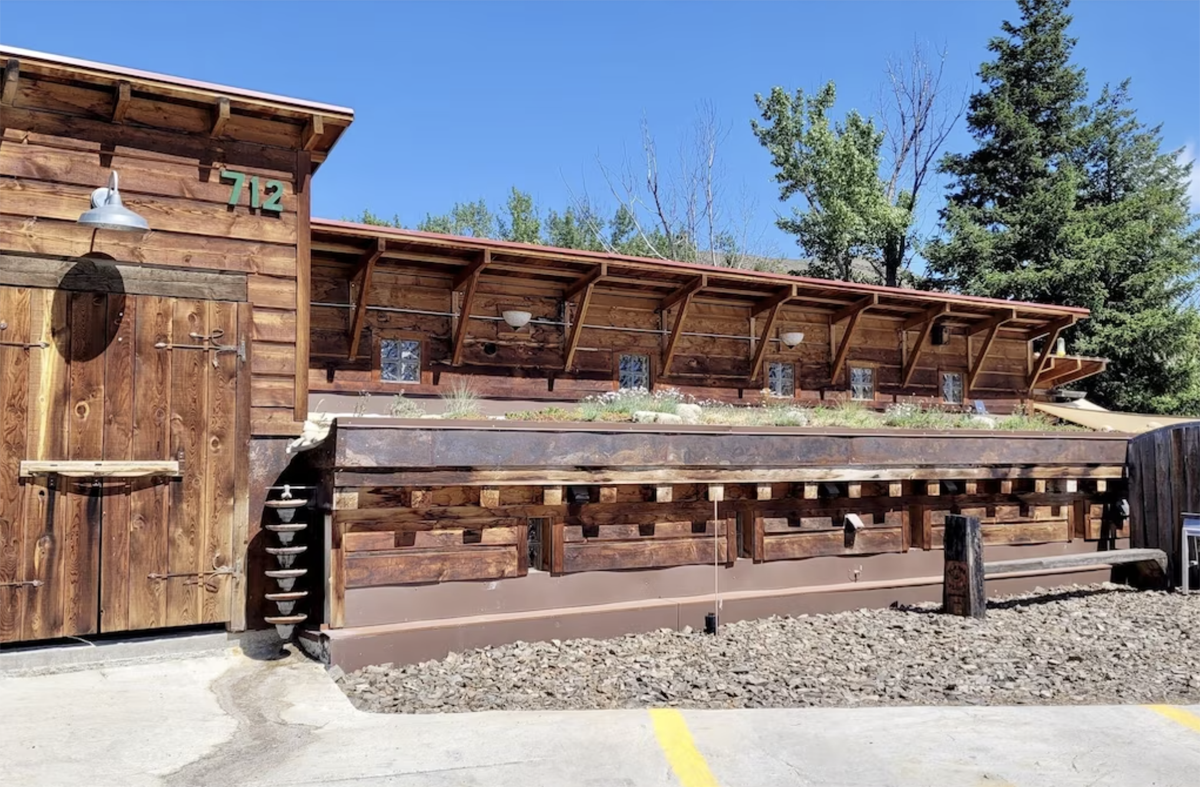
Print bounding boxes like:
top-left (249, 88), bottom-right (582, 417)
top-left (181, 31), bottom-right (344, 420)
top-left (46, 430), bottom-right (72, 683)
top-left (220, 170), bottom-right (285, 214)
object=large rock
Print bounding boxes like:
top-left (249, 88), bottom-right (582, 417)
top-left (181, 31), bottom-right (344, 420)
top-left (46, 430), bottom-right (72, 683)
top-left (656, 413), bottom-right (684, 424)
top-left (676, 403), bottom-right (703, 425)
top-left (968, 415), bottom-right (997, 429)
top-left (632, 411), bottom-right (684, 425)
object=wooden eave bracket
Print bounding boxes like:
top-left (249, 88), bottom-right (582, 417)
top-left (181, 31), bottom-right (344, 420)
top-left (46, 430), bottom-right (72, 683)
top-left (829, 294), bottom-right (878, 381)
top-left (1, 58), bottom-right (18, 106)
top-left (564, 262), bottom-right (607, 302)
top-left (562, 262), bottom-right (607, 370)
top-left (749, 300), bottom-right (785, 382)
top-left (452, 248), bottom-right (492, 290)
top-left (659, 275), bottom-right (706, 313)
top-left (211, 96), bottom-right (230, 137)
top-left (967, 309), bottom-right (1016, 394)
top-left (302, 114), bottom-right (325, 151)
top-left (1035, 357), bottom-right (1085, 389)
top-left (1027, 315), bottom-right (1077, 390)
top-left (661, 279), bottom-right (702, 374)
top-left (751, 284), bottom-right (797, 318)
top-left (901, 303), bottom-right (951, 387)
top-left (451, 249), bottom-right (490, 366)
top-left (347, 238), bottom-right (387, 360)
top-left (112, 80), bottom-right (131, 123)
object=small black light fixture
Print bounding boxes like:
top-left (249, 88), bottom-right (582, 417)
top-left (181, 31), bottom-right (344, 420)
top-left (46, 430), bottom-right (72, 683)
top-left (931, 324), bottom-right (950, 346)
top-left (566, 485), bottom-right (591, 504)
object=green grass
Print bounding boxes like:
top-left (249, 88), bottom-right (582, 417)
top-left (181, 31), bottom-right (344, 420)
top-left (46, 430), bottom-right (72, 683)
top-left (440, 380), bottom-right (484, 419)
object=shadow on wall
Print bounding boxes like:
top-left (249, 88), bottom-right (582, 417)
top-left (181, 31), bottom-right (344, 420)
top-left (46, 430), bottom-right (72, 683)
top-left (50, 255), bottom-right (127, 361)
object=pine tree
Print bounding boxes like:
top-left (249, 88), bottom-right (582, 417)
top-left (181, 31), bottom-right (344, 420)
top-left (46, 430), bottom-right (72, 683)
top-left (925, 0), bottom-right (1088, 303)
top-left (1071, 83), bottom-right (1200, 413)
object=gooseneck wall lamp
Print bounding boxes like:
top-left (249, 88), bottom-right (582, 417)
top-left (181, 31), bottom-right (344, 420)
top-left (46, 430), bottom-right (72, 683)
top-left (77, 171), bottom-right (150, 232)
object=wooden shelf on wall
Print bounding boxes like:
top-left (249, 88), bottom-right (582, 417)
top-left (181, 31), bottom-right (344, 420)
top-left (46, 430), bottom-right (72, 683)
top-left (19, 460), bottom-right (182, 478)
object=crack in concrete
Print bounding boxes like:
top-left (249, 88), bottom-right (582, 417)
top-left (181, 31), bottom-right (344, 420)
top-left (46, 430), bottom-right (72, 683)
top-left (162, 655), bottom-right (319, 787)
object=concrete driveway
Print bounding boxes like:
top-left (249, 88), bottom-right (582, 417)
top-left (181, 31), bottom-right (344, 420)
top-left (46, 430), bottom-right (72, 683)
top-left (1, 649), bottom-right (1197, 787)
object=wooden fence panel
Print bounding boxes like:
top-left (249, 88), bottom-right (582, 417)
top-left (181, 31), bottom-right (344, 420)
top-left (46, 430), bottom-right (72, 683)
top-left (1128, 423), bottom-right (1200, 586)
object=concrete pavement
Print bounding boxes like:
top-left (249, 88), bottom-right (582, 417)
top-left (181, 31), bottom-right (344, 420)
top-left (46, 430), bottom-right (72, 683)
top-left (1, 649), bottom-right (1197, 787)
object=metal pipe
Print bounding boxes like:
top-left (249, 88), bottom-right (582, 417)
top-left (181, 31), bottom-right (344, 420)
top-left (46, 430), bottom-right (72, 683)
top-left (312, 302), bottom-right (767, 342)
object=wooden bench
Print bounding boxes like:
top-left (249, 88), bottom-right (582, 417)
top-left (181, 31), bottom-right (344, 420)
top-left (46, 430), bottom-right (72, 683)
top-left (942, 513), bottom-right (1168, 617)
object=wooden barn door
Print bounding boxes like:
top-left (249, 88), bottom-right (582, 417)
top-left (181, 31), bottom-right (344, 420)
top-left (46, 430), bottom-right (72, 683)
top-left (0, 285), bottom-right (246, 643)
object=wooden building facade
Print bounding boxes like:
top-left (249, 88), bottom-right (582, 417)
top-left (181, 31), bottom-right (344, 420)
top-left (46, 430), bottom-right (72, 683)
top-left (0, 47), bottom-right (1129, 662)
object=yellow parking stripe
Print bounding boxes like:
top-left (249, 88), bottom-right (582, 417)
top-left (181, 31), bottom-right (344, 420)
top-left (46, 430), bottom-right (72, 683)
top-left (1148, 705), bottom-right (1200, 732)
top-left (649, 708), bottom-right (721, 787)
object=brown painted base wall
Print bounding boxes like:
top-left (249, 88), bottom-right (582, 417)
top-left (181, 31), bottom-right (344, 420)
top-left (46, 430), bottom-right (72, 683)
top-left (324, 540), bottom-right (1124, 671)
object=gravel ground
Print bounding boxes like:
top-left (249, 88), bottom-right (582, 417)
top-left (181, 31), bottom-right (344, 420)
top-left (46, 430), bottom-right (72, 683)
top-left (337, 584), bottom-right (1200, 713)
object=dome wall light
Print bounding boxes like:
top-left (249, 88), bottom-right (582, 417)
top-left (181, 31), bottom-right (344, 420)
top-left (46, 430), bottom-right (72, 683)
top-left (780, 331), bottom-right (805, 348)
top-left (1055, 337), bottom-right (1067, 356)
top-left (502, 309), bottom-right (533, 330)
top-left (77, 171), bottom-right (150, 232)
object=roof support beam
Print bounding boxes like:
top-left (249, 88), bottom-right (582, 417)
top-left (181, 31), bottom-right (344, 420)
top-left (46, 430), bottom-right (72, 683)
top-left (452, 247), bottom-right (492, 289)
top-left (564, 278), bottom-right (597, 371)
top-left (749, 300), bottom-right (785, 383)
top-left (901, 302), bottom-right (949, 332)
top-left (1, 59), bottom-right (18, 106)
top-left (1036, 358), bottom-right (1085, 389)
top-left (210, 97), bottom-right (230, 137)
top-left (347, 238), bottom-right (387, 360)
top-left (1027, 316), bottom-right (1076, 390)
top-left (112, 80), bottom-right (131, 123)
top-left (902, 313), bottom-right (941, 387)
top-left (659, 275), bottom-right (706, 312)
top-left (451, 249), bottom-right (489, 366)
top-left (830, 294), bottom-right (877, 325)
top-left (302, 114), bottom-right (325, 151)
top-left (969, 308), bottom-right (1017, 336)
top-left (967, 312), bottom-right (1015, 395)
top-left (564, 263), bottom-right (607, 301)
top-left (751, 284), bottom-right (797, 318)
top-left (662, 284), bottom-right (699, 375)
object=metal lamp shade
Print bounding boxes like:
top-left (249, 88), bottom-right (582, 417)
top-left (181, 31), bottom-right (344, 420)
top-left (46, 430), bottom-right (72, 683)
top-left (502, 310), bottom-right (533, 330)
top-left (780, 331), bottom-right (805, 348)
top-left (77, 172), bottom-right (150, 232)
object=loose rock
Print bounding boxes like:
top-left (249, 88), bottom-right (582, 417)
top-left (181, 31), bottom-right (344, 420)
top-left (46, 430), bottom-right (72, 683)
top-left (337, 584), bottom-right (1199, 714)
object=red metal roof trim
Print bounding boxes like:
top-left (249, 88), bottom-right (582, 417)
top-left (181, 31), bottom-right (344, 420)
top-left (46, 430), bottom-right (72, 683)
top-left (311, 218), bottom-right (1091, 318)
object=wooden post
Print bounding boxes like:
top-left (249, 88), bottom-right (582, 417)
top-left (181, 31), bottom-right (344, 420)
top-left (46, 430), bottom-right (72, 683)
top-left (943, 514), bottom-right (985, 618)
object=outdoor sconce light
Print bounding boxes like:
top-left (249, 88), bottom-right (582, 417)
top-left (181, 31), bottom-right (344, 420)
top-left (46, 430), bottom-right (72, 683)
top-left (566, 485), bottom-right (591, 504)
top-left (1056, 337), bottom-right (1067, 356)
top-left (780, 331), bottom-right (805, 348)
top-left (843, 513), bottom-right (865, 533)
top-left (77, 171), bottom-right (150, 232)
top-left (931, 324), bottom-right (950, 346)
top-left (502, 310), bottom-right (533, 330)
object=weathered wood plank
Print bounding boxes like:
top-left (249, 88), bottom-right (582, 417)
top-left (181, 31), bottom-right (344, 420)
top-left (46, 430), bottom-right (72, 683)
top-left (0, 254), bottom-right (249, 302)
top-left (0, 285), bottom-right (30, 642)
top-left (99, 293), bottom-right (135, 633)
top-left (762, 528), bottom-right (904, 561)
top-left (345, 546), bottom-right (520, 587)
top-left (563, 536), bottom-right (728, 573)
top-left (202, 299), bottom-right (237, 624)
top-left (167, 298), bottom-right (206, 627)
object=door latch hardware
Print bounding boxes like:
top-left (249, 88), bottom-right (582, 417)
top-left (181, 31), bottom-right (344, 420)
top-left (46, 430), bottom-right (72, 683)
top-left (0, 579), bottom-right (44, 588)
top-left (0, 340), bottom-right (48, 349)
top-left (155, 330), bottom-right (245, 366)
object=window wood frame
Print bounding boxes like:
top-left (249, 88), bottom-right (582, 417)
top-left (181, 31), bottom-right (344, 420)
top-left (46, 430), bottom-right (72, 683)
top-left (373, 329), bottom-right (430, 386)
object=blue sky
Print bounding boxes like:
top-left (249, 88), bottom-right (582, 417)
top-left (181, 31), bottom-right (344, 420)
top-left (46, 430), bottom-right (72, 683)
top-left (3, 1), bottom-right (1197, 260)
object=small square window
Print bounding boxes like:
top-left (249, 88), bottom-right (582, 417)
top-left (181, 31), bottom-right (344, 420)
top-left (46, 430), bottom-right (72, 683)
top-left (850, 366), bottom-right (874, 401)
top-left (767, 361), bottom-right (795, 397)
top-left (942, 372), bottom-right (964, 405)
top-left (618, 354), bottom-right (650, 390)
top-left (381, 338), bottom-right (421, 383)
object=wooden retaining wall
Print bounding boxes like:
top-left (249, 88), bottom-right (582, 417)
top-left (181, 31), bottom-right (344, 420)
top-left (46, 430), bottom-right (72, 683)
top-left (1128, 422), bottom-right (1200, 586)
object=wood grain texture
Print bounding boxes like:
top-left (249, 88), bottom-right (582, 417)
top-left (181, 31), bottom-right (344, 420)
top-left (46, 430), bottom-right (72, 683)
top-left (345, 546), bottom-right (521, 587)
top-left (99, 293), bottom-right (134, 632)
top-left (167, 298), bottom-right (206, 626)
top-left (203, 299), bottom-right (238, 623)
top-left (0, 286), bottom-right (30, 641)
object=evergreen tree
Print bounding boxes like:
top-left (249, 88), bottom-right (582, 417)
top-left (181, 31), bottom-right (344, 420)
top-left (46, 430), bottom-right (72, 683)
top-left (925, 0), bottom-right (1088, 303)
top-left (1071, 83), bottom-right (1200, 413)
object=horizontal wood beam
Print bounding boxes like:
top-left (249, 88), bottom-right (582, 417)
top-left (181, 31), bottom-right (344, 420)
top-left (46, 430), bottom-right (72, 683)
top-left (0, 253), bottom-right (247, 301)
top-left (659, 275), bottom-right (706, 312)
top-left (1036, 358), bottom-right (1085, 388)
top-left (830, 294), bottom-right (878, 324)
top-left (210, 96), bottom-right (230, 137)
top-left (348, 238), bottom-right (387, 360)
top-left (751, 284), bottom-right (797, 318)
top-left (563, 263), bottom-right (607, 301)
top-left (1, 59), bottom-right (18, 106)
top-left (452, 248), bottom-right (491, 290)
top-left (968, 308), bottom-right (1017, 336)
top-left (112, 80), bottom-right (131, 123)
top-left (302, 114), bottom-right (325, 151)
top-left (901, 302), bottom-right (949, 332)
top-left (1027, 314), bottom-right (1077, 342)
top-left (20, 460), bottom-right (181, 478)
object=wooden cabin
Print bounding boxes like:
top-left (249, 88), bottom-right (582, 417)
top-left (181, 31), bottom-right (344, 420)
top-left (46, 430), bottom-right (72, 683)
top-left (0, 47), bottom-right (1128, 668)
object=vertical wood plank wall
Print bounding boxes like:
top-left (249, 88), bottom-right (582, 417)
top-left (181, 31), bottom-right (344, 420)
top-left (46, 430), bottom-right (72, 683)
top-left (1128, 423), bottom-right (1200, 585)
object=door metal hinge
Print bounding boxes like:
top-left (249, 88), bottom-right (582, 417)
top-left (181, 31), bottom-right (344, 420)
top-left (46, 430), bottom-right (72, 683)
top-left (155, 330), bottom-right (245, 367)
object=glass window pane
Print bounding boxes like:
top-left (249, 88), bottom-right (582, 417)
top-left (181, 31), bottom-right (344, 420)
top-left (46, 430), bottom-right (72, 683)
top-left (850, 366), bottom-right (874, 400)
top-left (619, 354), bottom-right (650, 390)
top-left (942, 372), bottom-right (963, 404)
top-left (768, 362), bottom-right (794, 397)
top-left (382, 339), bottom-right (420, 384)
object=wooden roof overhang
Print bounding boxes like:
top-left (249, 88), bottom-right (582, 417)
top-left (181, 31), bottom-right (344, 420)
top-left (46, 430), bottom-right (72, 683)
top-left (0, 46), bottom-right (354, 167)
top-left (311, 219), bottom-right (1104, 390)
